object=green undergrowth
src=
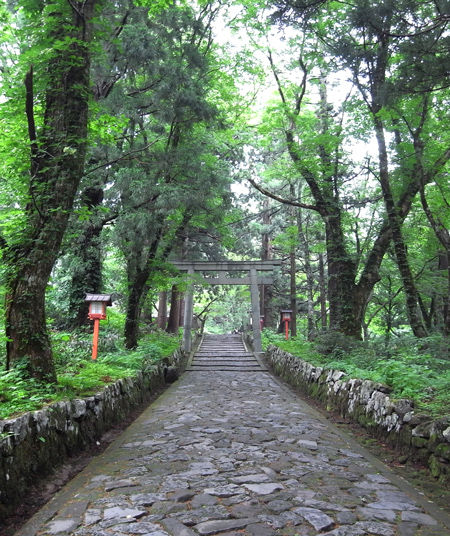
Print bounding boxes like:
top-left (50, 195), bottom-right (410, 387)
top-left (261, 329), bottom-right (449, 419)
top-left (0, 328), bottom-right (180, 420)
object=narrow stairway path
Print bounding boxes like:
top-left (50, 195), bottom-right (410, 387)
top-left (16, 335), bottom-right (450, 536)
top-left (187, 334), bottom-right (267, 372)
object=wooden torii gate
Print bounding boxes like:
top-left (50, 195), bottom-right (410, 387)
top-left (171, 260), bottom-right (282, 354)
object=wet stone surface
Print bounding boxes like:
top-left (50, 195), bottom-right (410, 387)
top-left (16, 335), bottom-right (450, 535)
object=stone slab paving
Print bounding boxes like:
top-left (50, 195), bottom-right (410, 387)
top-left (16, 341), bottom-right (450, 535)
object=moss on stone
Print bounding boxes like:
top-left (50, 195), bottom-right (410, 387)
top-left (434, 443), bottom-right (450, 460)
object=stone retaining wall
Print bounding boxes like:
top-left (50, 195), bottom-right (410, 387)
top-left (264, 344), bottom-right (450, 483)
top-left (0, 348), bottom-right (188, 520)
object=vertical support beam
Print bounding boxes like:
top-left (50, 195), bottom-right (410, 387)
top-left (92, 318), bottom-right (100, 360)
top-left (183, 268), bottom-right (194, 353)
top-left (250, 268), bottom-right (262, 353)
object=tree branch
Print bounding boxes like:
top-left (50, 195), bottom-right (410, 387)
top-left (196, 297), bottom-right (219, 318)
top-left (84, 140), bottom-right (161, 175)
top-left (24, 66), bottom-right (39, 173)
top-left (294, 55), bottom-right (308, 116)
top-left (101, 193), bottom-right (161, 226)
top-left (248, 178), bottom-right (319, 211)
top-left (267, 48), bottom-right (287, 106)
top-left (0, 232), bottom-right (8, 251)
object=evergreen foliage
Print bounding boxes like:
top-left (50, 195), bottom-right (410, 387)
top-left (0, 0), bottom-right (447, 419)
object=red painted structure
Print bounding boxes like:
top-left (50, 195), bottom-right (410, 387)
top-left (280, 309), bottom-right (292, 340)
top-left (85, 294), bottom-right (112, 359)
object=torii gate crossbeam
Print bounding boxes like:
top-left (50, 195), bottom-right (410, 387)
top-left (171, 260), bottom-right (281, 354)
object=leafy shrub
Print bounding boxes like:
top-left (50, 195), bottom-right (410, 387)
top-left (0, 329), bottom-right (181, 419)
top-left (261, 329), bottom-right (321, 361)
top-left (0, 361), bottom-right (57, 418)
top-left (314, 330), bottom-right (365, 359)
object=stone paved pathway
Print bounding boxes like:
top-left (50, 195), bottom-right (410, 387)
top-left (16, 335), bottom-right (450, 536)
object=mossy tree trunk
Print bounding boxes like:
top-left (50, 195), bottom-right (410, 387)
top-left (3, 0), bottom-right (98, 381)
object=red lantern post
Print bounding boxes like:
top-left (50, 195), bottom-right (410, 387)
top-left (280, 310), bottom-right (292, 340)
top-left (85, 294), bottom-right (112, 360)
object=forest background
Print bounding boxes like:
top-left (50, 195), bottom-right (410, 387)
top-left (0, 0), bottom-right (448, 420)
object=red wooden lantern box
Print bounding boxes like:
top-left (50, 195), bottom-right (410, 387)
top-left (85, 294), bottom-right (112, 320)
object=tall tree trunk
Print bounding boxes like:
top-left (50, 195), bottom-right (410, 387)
top-left (123, 212), bottom-right (192, 347)
top-left (263, 44), bottom-right (443, 342)
top-left (179, 294), bottom-right (185, 327)
top-left (374, 117), bottom-right (427, 337)
top-left (69, 187), bottom-right (105, 327)
top-left (288, 184), bottom-right (297, 336)
top-left (297, 204), bottom-right (315, 340)
top-left (325, 220), bottom-right (360, 338)
top-left (318, 252), bottom-right (327, 330)
top-left (166, 285), bottom-right (181, 334)
top-left (4, 0), bottom-right (97, 380)
top-left (124, 228), bottom-right (163, 349)
top-left (289, 246), bottom-right (297, 337)
top-left (261, 199), bottom-right (275, 328)
top-left (417, 138), bottom-right (450, 335)
top-left (157, 291), bottom-right (168, 329)
top-left (124, 269), bottom-right (148, 349)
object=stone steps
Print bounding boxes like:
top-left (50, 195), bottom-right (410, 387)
top-left (187, 334), bottom-right (267, 372)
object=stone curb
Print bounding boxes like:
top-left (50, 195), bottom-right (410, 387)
top-left (263, 344), bottom-right (449, 483)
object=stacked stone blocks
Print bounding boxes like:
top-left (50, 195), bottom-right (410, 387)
top-left (0, 349), bottom-right (188, 520)
top-left (265, 344), bottom-right (450, 483)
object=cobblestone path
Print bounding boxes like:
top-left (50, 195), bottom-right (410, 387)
top-left (17, 335), bottom-right (450, 536)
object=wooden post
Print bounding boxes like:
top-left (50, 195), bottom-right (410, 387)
top-left (250, 268), bottom-right (262, 353)
top-left (183, 268), bottom-right (194, 353)
top-left (92, 318), bottom-right (100, 360)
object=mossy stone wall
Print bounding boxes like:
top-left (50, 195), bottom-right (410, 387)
top-left (0, 349), bottom-right (188, 521)
top-left (264, 345), bottom-right (449, 483)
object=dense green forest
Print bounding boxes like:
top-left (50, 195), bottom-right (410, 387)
top-left (0, 0), bottom-right (448, 417)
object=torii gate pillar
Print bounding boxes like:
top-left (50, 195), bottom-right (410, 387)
top-left (172, 260), bottom-right (281, 354)
top-left (249, 268), bottom-right (262, 353)
top-left (182, 268), bottom-right (194, 353)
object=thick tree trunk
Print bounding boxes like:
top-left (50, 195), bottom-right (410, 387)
top-left (325, 212), bottom-right (362, 338)
top-left (4, 0), bottom-right (97, 380)
top-left (124, 232), bottom-right (162, 350)
top-left (124, 269), bottom-right (148, 349)
top-left (6, 257), bottom-right (55, 380)
top-left (157, 291), bottom-right (168, 329)
top-left (166, 285), bottom-right (181, 333)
